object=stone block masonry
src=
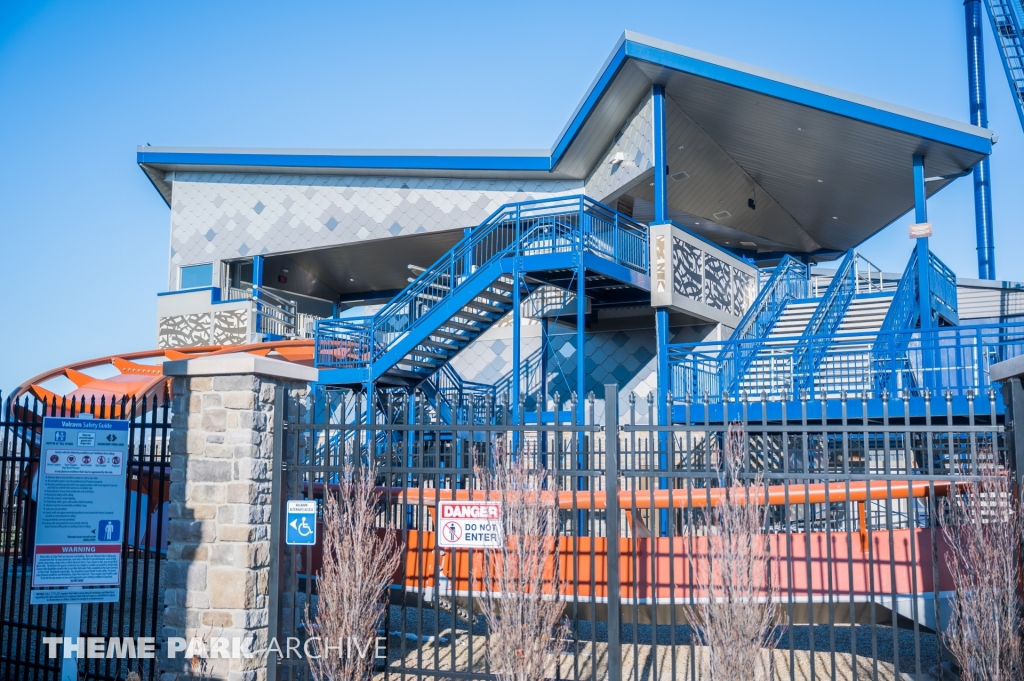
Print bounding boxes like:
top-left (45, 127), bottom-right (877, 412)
top-left (160, 354), bottom-right (317, 681)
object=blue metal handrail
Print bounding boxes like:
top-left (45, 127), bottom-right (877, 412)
top-left (872, 250), bottom-right (958, 392)
top-left (790, 250), bottom-right (858, 391)
top-left (316, 195), bottom-right (647, 370)
top-left (929, 252), bottom-right (959, 323)
top-left (667, 321), bottom-right (1024, 402)
top-left (720, 254), bottom-right (808, 392)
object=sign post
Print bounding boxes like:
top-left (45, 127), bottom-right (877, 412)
top-left (31, 416), bottom-right (130, 681)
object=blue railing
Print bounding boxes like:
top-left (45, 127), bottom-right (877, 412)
top-left (493, 346), bottom-right (544, 402)
top-left (314, 316), bottom-right (375, 370)
top-left (720, 254), bottom-right (808, 392)
top-left (790, 250), bottom-right (858, 391)
top-left (316, 195), bottom-right (647, 369)
top-left (872, 250), bottom-right (958, 392)
top-left (929, 252), bottom-right (959, 323)
top-left (431, 363), bottom-right (495, 422)
top-left (667, 321), bottom-right (1024, 402)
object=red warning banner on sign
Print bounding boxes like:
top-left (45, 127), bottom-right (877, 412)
top-left (437, 501), bottom-right (503, 548)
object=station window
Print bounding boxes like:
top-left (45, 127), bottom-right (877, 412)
top-left (179, 263), bottom-right (213, 289)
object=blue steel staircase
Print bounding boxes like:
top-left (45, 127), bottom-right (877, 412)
top-left (720, 254), bottom-right (808, 393)
top-left (871, 249), bottom-right (958, 393)
top-left (315, 196), bottom-right (650, 387)
top-left (789, 250), bottom-right (862, 391)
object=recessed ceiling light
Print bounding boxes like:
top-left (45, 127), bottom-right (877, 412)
top-left (649, 182), bottom-right (654, 186)
top-left (798, 127), bottom-right (804, 131)
top-left (677, 145), bottom-right (685, 150)
top-left (694, 221), bottom-right (700, 224)
top-left (817, 179), bottom-right (823, 183)
top-left (349, 278), bottom-right (355, 281)
top-left (281, 268), bottom-right (289, 274)
top-left (832, 216), bottom-right (838, 220)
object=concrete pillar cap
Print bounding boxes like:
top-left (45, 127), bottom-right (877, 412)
top-left (162, 352), bottom-right (319, 382)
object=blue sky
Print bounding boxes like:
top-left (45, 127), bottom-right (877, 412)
top-left (1, 0), bottom-right (1022, 393)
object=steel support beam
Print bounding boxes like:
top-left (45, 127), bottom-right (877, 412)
top-left (512, 262), bottom-right (522, 428)
top-left (966, 0), bottom-right (996, 279)
top-left (253, 254), bottom-right (264, 336)
top-left (576, 258), bottom-right (587, 533)
top-left (914, 155), bottom-right (931, 331)
top-left (653, 84), bottom-right (671, 534)
top-left (653, 84), bottom-right (668, 223)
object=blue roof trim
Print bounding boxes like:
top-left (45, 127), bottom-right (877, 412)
top-left (622, 40), bottom-right (992, 156)
top-left (137, 34), bottom-right (991, 177)
top-left (137, 150), bottom-right (552, 172)
top-left (549, 40), bottom-right (629, 168)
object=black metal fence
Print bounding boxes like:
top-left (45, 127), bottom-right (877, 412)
top-left (268, 384), bottom-right (1015, 681)
top-left (0, 393), bottom-right (170, 681)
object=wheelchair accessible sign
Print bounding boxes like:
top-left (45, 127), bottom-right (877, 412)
top-left (31, 417), bottom-right (130, 604)
top-left (286, 500), bottom-right (317, 545)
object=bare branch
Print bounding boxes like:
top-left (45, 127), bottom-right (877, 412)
top-left (688, 422), bottom-right (777, 680)
top-left (304, 463), bottom-right (402, 681)
top-left (941, 467), bottom-right (1023, 681)
top-left (475, 458), bottom-right (568, 681)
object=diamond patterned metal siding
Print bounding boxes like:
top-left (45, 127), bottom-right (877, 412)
top-left (167, 174), bottom-right (583, 289)
top-left (583, 94), bottom-right (654, 203)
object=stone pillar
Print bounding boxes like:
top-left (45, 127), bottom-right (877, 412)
top-left (160, 354), bottom-right (317, 681)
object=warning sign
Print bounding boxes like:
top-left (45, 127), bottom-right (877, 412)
top-left (437, 501), bottom-right (503, 548)
top-left (31, 417), bottom-right (129, 600)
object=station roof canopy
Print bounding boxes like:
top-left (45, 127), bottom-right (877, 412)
top-left (139, 31), bottom-right (993, 258)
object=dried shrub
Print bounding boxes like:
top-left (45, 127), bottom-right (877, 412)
top-left (304, 463), bottom-right (401, 681)
top-left (941, 470), bottom-right (1023, 681)
top-left (476, 457), bottom-right (567, 681)
top-left (689, 422), bottom-right (776, 680)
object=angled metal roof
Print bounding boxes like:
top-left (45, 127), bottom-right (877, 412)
top-left (139, 31), bottom-right (993, 257)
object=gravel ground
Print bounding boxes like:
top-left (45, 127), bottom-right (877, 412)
top-left (377, 605), bottom-right (946, 680)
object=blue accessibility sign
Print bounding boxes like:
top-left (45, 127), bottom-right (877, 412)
top-left (285, 500), bottom-right (317, 545)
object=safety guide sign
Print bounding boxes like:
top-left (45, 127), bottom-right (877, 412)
top-left (31, 417), bottom-right (130, 604)
top-left (437, 501), bottom-right (503, 548)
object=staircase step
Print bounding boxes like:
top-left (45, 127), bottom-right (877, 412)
top-left (420, 337), bottom-right (463, 350)
top-left (465, 300), bottom-right (507, 315)
top-left (441, 320), bottom-right (481, 333)
top-left (400, 358), bottom-right (442, 369)
top-left (384, 368), bottom-right (426, 380)
top-left (453, 310), bottom-right (494, 324)
top-left (411, 348), bottom-right (450, 361)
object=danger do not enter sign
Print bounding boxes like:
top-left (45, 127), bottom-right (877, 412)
top-left (437, 501), bottom-right (503, 548)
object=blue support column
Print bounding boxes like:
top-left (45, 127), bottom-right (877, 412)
top-left (652, 82), bottom-right (669, 425)
top-left (512, 264), bottom-right (522, 429)
top-left (576, 261), bottom-right (586, 422)
top-left (252, 255), bottom-right (264, 337)
top-left (576, 257), bottom-right (587, 534)
top-left (540, 317), bottom-right (549, 467)
top-left (965, 0), bottom-right (996, 280)
top-left (913, 155), bottom-right (931, 330)
top-left (913, 154), bottom-right (935, 392)
top-left (653, 83), bottom-right (670, 535)
top-left (653, 84), bottom-right (668, 223)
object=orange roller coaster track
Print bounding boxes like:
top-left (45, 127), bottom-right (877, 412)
top-left (12, 340), bottom-right (316, 413)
